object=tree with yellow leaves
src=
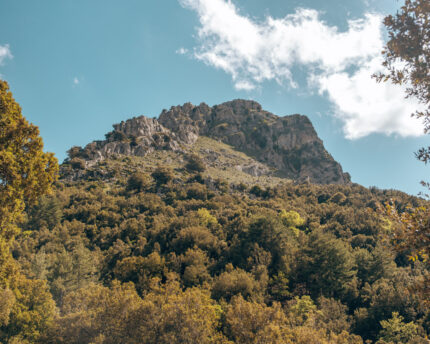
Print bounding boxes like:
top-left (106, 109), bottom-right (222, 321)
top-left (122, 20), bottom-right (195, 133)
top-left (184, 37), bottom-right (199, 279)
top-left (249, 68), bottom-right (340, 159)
top-left (0, 80), bottom-right (58, 343)
top-left (0, 80), bottom-right (58, 244)
top-left (376, 0), bottom-right (430, 304)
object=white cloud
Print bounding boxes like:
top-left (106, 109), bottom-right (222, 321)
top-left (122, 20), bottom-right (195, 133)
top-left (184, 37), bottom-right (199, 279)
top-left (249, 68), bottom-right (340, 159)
top-left (73, 77), bottom-right (80, 85)
top-left (179, 0), bottom-right (425, 139)
top-left (314, 57), bottom-right (424, 139)
top-left (0, 44), bottom-right (12, 65)
top-left (235, 80), bottom-right (256, 91)
top-left (176, 47), bottom-right (189, 55)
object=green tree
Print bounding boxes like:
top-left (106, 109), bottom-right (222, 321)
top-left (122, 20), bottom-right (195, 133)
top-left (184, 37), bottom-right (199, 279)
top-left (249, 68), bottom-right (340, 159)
top-left (126, 172), bottom-right (150, 192)
top-left (113, 251), bottom-right (166, 294)
top-left (377, 312), bottom-right (419, 344)
top-left (224, 295), bottom-right (290, 344)
top-left (151, 166), bottom-right (174, 186)
top-left (44, 281), bottom-right (143, 344)
top-left (0, 288), bottom-right (14, 327)
top-left (315, 296), bottom-right (351, 335)
top-left (382, 203), bottom-right (430, 302)
top-left (5, 275), bottom-right (55, 343)
top-left (136, 280), bottom-right (228, 344)
top-left (0, 80), bottom-right (58, 244)
top-left (375, 0), bottom-right (430, 135)
top-left (212, 265), bottom-right (261, 301)
top-left (180, 248), bottom-right (211, 287)
top-left (280, 210), bottom-right (305, 236)
top-left (295, 230), bottom-right (355, 298)
top-left (185, 154), bottom-right (206, 173)
top-left (268, 272), bottom-right (290, 302)
top-left (48, 280), bottom-right (228, 344)
top-left (49, 243), bottom-right (100, 306)
top-left (354, 246), bottom-right (395, 285)
top-left (376, 1), bottom-right (430, 298)
top-left (0, 80), bottom-right (58, 342)
top-left (26, 195), bottom-right (62, 230)
top-left (197, 208), bottom-right (218, 227)
top-left (287, 295), bottom-right (319, 327)
top-left (246, 216), bottom-right (287, 270)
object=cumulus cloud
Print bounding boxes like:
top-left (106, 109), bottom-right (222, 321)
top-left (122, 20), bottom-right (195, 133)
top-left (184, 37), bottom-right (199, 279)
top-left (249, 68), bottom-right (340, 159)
top-left (179, 0), bottom-right (424, 139)
top-left (0, 44), bottom-right (12, 65)
top-left (314, 57), bottom-right (423, 139)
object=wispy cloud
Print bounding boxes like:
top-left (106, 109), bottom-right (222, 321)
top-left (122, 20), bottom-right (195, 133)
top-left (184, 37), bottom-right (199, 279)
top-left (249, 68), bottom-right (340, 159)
top-left (176, 47), bottom-right (189, 55)
top-left (73, 77), bottom-right (80, 85)
top-left (0, 44), bottom-right (12, 65)
top-left (179, 0), bottom-right (423, 139)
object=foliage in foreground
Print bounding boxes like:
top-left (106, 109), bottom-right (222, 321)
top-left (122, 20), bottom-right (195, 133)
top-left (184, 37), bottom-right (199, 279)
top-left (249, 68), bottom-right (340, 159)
top-left (4, 160), bottom-right (428, 343)
top-left (0, 80), bottom-right (58, 343)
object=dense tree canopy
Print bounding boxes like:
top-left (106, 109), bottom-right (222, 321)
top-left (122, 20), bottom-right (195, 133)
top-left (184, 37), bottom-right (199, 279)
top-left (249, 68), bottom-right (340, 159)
top-left (9, 157), bottom-right (428, 343)
top-left (0, 45), bottom-right (429, 342)
top-left (0, 80), bottom-right (58, 343)
top-left (0, 80), bottom-right (58, 242)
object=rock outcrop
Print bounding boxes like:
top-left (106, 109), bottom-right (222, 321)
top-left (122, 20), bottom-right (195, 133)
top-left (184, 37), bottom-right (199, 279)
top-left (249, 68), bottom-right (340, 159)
top-left (159, 99), bottom-right (350, 184)
top-left (69, 99), bottom-right (350, 184)
top-left (72, 116), bottom-right (183, 165)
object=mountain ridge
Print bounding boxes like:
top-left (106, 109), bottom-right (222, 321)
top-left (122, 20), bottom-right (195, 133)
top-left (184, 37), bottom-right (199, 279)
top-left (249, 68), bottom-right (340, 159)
top-left (66, 99), bottom-right (350, 185)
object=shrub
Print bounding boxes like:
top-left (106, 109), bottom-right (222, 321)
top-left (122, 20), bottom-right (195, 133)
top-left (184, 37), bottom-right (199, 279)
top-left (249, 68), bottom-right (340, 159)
top-left (127, 172), bottom-right (150, 192)
top-left (67, 146), bottom-right (84, 159)
top-left (185, 154), bottom-right (206, 173)
top-left (70, 158), bottom-right (86, 170)
top-left (151, 166), bottom-right (174, 185)
top-left (250, 185), bottom-right (263, 197)
top-left (186, 183), bottom-right (208, 200)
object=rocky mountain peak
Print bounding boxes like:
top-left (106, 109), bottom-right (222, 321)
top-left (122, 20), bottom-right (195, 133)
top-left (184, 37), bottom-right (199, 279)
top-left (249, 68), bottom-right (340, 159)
top-left (69, 99), bottom-right (350, 184)
top-left (216, 99), bottom-right (263, 112)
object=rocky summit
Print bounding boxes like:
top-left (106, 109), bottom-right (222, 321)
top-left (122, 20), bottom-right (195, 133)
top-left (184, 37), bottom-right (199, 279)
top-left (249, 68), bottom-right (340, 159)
top-left (68, 99), bottom-right (350, 184)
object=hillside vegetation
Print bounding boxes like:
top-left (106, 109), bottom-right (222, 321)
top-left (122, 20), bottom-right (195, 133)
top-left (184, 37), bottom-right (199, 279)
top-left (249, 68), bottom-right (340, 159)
top-left (1, 85), bottom-right (428, 343)
top-left (7, 150), bottom-right (430, 343)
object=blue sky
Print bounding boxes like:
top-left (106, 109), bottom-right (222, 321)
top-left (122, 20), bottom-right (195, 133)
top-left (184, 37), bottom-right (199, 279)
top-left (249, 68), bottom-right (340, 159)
top-left (0, 0), bottom-right (428, 195)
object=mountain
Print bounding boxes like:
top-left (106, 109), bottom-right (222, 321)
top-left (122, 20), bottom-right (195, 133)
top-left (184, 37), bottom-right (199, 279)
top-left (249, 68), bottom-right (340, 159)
top-left (12, 99), bottom-right (430, 344)
top-left (64, 99), bottom-right (350, 185)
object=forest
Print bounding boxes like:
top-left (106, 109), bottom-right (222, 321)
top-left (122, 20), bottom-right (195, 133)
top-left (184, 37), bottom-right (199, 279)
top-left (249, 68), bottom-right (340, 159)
top-left (1, 1), bottom-right (430, 342)
top-left (1, 78), bottom-right (429, 343)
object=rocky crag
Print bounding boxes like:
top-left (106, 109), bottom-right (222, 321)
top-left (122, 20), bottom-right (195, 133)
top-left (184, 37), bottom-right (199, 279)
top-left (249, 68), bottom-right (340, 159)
top-left (67, 99), bottom-right (350, 184)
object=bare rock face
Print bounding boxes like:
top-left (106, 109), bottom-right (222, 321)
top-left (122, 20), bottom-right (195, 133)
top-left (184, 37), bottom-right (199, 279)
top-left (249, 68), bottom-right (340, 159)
top-left (159, 99), bottom-right (350, 184)
top-left (76, 116), bottom-right (183, 163)
top-left (112, 116), bottom-right (168, 139)
top-left (69, 99), bottom-right (350, 184)
top-left (158, 103), bottom-right (201, 145)
top-left (234, 163), bottom-right (270, 177)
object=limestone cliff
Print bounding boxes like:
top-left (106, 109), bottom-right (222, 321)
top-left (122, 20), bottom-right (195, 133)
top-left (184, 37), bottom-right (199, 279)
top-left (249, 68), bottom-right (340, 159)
top-left (158, 99), bottom-right (350, 184)
top-left (67, 99), bottom-right (350, 184)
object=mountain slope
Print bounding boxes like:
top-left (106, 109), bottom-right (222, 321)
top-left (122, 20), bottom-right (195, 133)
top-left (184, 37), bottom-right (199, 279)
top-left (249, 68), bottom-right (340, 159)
top-left (159, 99), bottom-right (349, 184)
top-left (65, 99), bottom-right (350, 185)
top-left (12, 99), bottom-right (430, 344)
